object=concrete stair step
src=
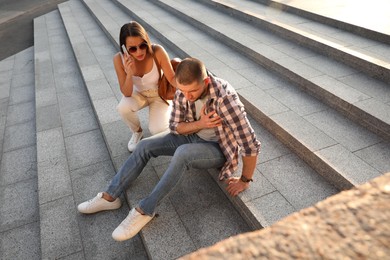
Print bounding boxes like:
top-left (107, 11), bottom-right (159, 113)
top-left (113, 0), bottom-right (388, 188)
top-left (0, 48), bottom-right (41, 259)
top-left (198, 0), bottom-right (390, 83)
top-left (154, 0), bottom-right (390, 141)
top-left (250, 0), bottom-right (390, 44)
top-left (58, 0), bottom-right (255, 259)
top-left (83, 0), bottom-right (339, 233)
top-left (34, 7), bottom-right (149, 259)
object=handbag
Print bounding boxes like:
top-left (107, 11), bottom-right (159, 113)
top-left (152, 45), bottom-right (181, 103)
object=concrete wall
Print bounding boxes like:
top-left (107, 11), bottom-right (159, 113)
top-left (181, 172), bottom-right (390, 259)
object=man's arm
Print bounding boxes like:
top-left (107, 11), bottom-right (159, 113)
top-left (216, 93), bottom-right (260, 196)
top-left (176, 105), bottom-right (222, 135)
top-left (226, 155), bottom-right (257, 197)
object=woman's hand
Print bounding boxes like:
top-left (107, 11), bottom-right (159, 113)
top-left (123, 53), bottom-right (135, 75)
top-left (225, 177), bottom-right (249, 196)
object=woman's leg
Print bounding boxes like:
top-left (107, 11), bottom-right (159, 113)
top-left (138, 141), bottom-right (226, 216)
top-left (147, 96), bottom-right (171, 135)
top-left (117, 92), bottom-right (148, 133)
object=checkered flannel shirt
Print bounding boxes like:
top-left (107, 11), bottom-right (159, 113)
top-left (169, 72), bottom-right (261, 180)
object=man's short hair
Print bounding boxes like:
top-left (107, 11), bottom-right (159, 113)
top-left (175, 58), bottom-right (207, 85)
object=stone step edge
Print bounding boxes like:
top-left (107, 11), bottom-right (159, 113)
top-left (151, 0), bottom-right (390, 141)
top-left (249, 0), bottom-right (390, 44)
top-left (199, 0), bottom-right (390, 83)
top-left (33, 11), bottom-right (85, 259)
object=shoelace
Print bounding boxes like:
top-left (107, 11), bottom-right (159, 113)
top-left (86, 194), bottom-right (102, 208)
top-left (121, 211), bottom-right (137, 229)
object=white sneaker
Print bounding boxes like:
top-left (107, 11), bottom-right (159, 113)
top-left (112, 208), bottom-right (154, 241)
top-left (127, 131), bottom-right (143, 152)
top-left (77, 192), bottom-right (121, 214)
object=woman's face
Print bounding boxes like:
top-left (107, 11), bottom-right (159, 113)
top-left (125, 36), bottom-right (148, 61)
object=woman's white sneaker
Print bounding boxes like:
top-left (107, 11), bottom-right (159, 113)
top-left (77, 192), bottom-right (121, 214)
top-left (127, 131), bottom-right (143, 152)
top-left (112, 208), bottom-right (154, 241)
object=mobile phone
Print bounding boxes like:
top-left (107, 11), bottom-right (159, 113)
top-left (121, 44), bottom-right (129, 56)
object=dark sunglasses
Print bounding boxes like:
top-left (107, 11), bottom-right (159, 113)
top-left (127, 42), bottom-right (148, 53)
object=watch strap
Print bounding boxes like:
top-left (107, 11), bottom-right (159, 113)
top-left (240, 175), bottom-right (253, 183)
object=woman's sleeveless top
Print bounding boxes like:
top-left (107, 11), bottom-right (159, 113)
top-left (121, 53), bottom-right (160, 92)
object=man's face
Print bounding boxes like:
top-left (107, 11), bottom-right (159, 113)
top-left (176, 78), bottom-right (209, 102)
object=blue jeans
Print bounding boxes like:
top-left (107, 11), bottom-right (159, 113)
top-left (106, 132), bottom-right (226, 216)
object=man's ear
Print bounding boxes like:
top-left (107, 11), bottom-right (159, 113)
top-left (204, 77), bottom-right (211, 85)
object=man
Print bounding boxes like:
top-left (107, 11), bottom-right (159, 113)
top-left (77, 58), bottom-right (261, 241)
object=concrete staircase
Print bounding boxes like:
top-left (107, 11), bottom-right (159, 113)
top-left (1, 0), bottom-right (389, 259)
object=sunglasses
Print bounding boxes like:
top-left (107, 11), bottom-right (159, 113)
top-left (127, 42), bottom-right (148, 53)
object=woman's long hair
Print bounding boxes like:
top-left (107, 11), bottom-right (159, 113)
top-left (119, 21), bottom-right (153, 55)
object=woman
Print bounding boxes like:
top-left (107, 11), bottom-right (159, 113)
top-left (113, 21), bottom-right (176, 152)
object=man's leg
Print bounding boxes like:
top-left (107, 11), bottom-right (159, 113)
top-left (106, 132), bottom-right (197, 198)
top-left (138, 141), bottom-right (226, 216)
top-left (78, 132), bottom-right (193, 215)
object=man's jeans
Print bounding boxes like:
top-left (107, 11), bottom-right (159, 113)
top-left (106, 132), bottom-right (226, 216)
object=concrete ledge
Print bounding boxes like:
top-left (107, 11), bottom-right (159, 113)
top-left (198, 0), bottom-right (390, 83)
top-left (181, 172), bottom-right (390, 259)
top-left (250, 0), bottom-right (390, 44)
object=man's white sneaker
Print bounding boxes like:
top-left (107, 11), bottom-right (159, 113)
top-left (127, 131), bottom-right (143, 152)
top-left (77, 192), bottom-right (121, 214)
top-left (112, 208), bottom-right (154, 241)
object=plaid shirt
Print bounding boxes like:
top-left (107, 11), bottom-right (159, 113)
top-left (169, 73), bottom-right (261, 180)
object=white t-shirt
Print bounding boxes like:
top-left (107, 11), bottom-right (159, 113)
top-left (194, 95), bottom-right (218, 142)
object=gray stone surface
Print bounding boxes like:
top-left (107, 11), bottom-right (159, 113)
top-left (239, 86), bottom-right (289, 116)
top-left (265, 84), bottom-right (327, 117)
top-left (354, 141), bottom-right (390, 173)
top-left (270, 110), bottom-right (338, 151)
top-left (0, 177), bottom-right (39, 232)
top-left (35, 103), bottom-right (61, 132)
top-left (61, 106), bottom-right (99, 138)
top-left (0, 46), bottom-right (40, 259)
top-left (0, 145), bottom-right (37, 185)
top-left (101, 121), bottom-right (131, 158)
top-left (304, 108), bottom-right (382, 152)
top-left (246, 191), bottom-right (295, 227)
top-left (65, 129), bottom-right (110, 171)
top-left (33, 8), bottom-right (149, 259)
top-left (316, 144), bottom-right (381, 185)
top-left (339, 72), bottom-right (390, 104)
top-left (5, 101), bottom-right (35, 126)
top-left (36, 127), bottom-right (66, 163)
top-left (0, 222), bottom-right (41, 260)
top-left (261, 153), bottom-right (338, 210)
top-left (40, 195), bottom-right (83, 259)
top-left (3, 111), bottom-right (36, 152)
top-left (38, 157), bottom-right (72, 204)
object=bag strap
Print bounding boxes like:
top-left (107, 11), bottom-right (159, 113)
top-left (152, 44), bottom-right (169, 105)
top-left (152, 44), bottom-right (162, 81)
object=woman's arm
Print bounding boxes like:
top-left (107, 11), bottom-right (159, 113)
top-left (153, 45), bottom-right (176, 87)
top-left (113, 52), bottom-right (134, 97)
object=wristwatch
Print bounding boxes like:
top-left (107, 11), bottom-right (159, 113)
top-left (240, 175), bottom-right (253, 183)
